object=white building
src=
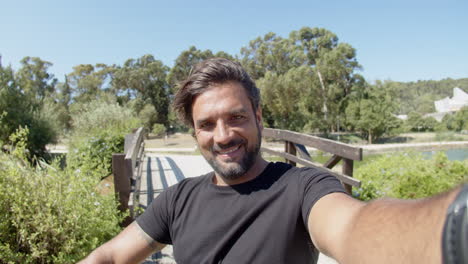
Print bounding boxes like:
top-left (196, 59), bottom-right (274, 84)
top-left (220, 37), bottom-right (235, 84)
top-left (434, 87), bottom-right (468, 113)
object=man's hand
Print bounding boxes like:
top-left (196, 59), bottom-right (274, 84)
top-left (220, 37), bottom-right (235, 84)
top-left (79, 221), bottom-right (165, 264)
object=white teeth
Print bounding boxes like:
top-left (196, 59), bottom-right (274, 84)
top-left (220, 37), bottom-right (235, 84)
top-left (219, 145), bottom-right (240, 154)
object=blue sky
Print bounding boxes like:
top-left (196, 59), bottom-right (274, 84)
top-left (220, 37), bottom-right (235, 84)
top-left (1, 0), bottom-right (467, 83)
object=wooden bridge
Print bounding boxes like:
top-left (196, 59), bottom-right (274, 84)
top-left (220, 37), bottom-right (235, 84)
top-left (111, 127), bottom-right (363, 264)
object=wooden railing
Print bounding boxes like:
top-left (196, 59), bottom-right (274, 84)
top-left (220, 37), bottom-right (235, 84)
top-left (261, 128), bottom-right (362, 193)
top-left (111, 127), bottom-right (146, 225)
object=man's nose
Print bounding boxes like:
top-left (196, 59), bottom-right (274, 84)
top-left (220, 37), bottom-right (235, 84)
top-left (213, 121), bottom-right (234, 145)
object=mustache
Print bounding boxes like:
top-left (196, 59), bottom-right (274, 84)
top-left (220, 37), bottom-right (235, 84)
top-left (212, 138), bottom-right (245, 152)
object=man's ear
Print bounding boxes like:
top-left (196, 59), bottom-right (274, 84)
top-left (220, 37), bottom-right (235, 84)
top-left (255, 106), bottom-right (263, 130)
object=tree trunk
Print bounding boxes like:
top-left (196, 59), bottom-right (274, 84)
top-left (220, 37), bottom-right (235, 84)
top-left (316, 68), bottom-right (328, 122)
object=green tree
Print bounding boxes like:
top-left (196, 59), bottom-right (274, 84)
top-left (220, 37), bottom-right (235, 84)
top-left (441, 113), bottom-right (456, 131)
top-left (240, 32), bottom-right (299, 80)
top-left (258, 66), bottom-right (325, 131)
top-left (112, 54), bottom-right (170, 127)
top-left (240, 27), bottom-right (364, 132)
top-left (289, 27), bottom-right (364, 131)
top-left (345, 82), bottom-right (401, 143)
top-left (15, 57), bottom-right (57, 103)
top-left (54, 76), bottom-right (73, 131)
top-left (452, 106), bottom-right (468, 131)
top-left (67, 63), bottom-right (114, 104)
top-left (405, 112), bottom-right (438, 132)
top-left (167, 46), bottom-right (235, 93)
top-left (0, 62), bottom-right (57, 157)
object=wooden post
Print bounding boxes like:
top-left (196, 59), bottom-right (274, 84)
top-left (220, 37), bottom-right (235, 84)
top-left (112, 153), bottom-right (133, 227)
top-left (342, 158), bottom-right (354, 195)
top-left (284, 141), bottom-right (296, 166)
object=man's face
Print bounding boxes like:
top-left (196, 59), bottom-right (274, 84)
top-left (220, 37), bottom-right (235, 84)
top-left (191, 81), bottom-right (263, 181)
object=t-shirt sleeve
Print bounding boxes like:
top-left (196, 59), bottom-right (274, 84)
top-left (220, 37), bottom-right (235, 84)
top-left (299, 167), bottom-right (348, 228)
top-left (136, 188), bottom-right (173, 245)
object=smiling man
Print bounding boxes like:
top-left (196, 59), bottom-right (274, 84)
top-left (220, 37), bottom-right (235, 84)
top-left (190, 80), bottom-right (266, 186)
top-left (79, 58), bottom-right (466, 264)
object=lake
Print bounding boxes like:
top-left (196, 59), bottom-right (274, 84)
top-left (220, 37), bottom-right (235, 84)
top-left (422, 148), bottom-right (468, 161)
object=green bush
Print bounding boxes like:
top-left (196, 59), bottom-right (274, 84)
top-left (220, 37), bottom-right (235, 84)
top-left (354, 152), bottom-right (467, 201)
top-left (0, 86), bottom-right (57, 158)
top-left (438, 108), bottom-right (468, 132)
top-left (0, 128), bottom-right (123, 263)
top-left (138, 103), bottom-right (159, 130)
top-left (67, 130), bottom-right (124, 180)
top-left (67, 99), bottom-right (141, 179)
top-left (70, 99), bottom-right (140, 138)
top-left (152, 123), bottom-right (166, 138)
top-left (405, 112), bottom-right (437, 132)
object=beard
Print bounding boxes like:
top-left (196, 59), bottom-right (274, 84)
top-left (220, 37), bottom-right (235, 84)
top-left (204, 129), bottom-right (262, 181)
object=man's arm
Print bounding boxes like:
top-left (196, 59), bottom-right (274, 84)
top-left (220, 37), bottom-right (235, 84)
top-left (78, 221), bottom-right (166, 264)
top-left (308, 186), bottom-right (462, 264)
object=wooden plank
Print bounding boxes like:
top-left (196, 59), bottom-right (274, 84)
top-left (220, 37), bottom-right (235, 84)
top-left (124, 133), bottom-right (134, 154)
top-left (263, 128), bottom-right (362, 161)
top-left (133, 141), bottom-right (145, 180)
top-left (261, 147), bottom-right (361, 187)
top-left (323, 155), bottom-right (342, 169)
top-left (342, 158), bottom-right (354, 194)
top-left (285, 141), bottom-right (296, 166)
top-left (125, 127), bottom-right (145, 170)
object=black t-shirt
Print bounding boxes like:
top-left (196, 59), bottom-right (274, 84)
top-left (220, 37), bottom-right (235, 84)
top-left (137, 162), bottom-right (346, 264)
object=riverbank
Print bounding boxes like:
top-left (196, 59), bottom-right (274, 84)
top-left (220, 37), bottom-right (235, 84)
top-left (359, 141), bottom-right (468, 155)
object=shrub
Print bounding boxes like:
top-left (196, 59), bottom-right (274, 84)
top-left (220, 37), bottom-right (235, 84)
top-left (138, 103), bottom-right (159, 130)
top-left (354, 152), bottom-right (467, 201)
top-left (67, 130), bottom-right (124, 180)
top-left (152, 123), bottom-right (166, 138)
top-left (67, 99), bottom-right (141, 179)
top-left (70, 99), bottom-right (140, 138)
top-left (405, 112), bottom-right (437, 132)
top-left (0, 128), bottom-right (123, 263)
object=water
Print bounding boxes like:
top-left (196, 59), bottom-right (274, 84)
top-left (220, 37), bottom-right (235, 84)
top-left (421, 148), bottom-right (468, 161)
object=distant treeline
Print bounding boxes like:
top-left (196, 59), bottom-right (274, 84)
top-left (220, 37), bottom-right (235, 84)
top-left (1, 26), bottom-right (468, 157)
top-left (387, 78), bottom-right (468, 114)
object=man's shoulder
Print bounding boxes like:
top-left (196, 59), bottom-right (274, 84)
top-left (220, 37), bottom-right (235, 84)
top-left (269, 161), bottom-right (323, 176)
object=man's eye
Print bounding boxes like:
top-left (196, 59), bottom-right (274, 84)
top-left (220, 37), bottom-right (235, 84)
top-left (199, 123), bottom-right (213, 129)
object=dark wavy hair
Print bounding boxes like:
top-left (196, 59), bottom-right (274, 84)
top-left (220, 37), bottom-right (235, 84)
top-left (173, 58), bottom-right (260, 127)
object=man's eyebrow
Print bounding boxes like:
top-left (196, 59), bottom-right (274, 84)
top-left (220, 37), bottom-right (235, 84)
top-left (194, 108), bottom-right (249, 127)
top-left (229, 108), bottom-right (248, 115)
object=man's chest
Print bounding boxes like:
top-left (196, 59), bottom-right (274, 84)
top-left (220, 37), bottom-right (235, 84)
top-left (168, 186), bottom-right (310, 263)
